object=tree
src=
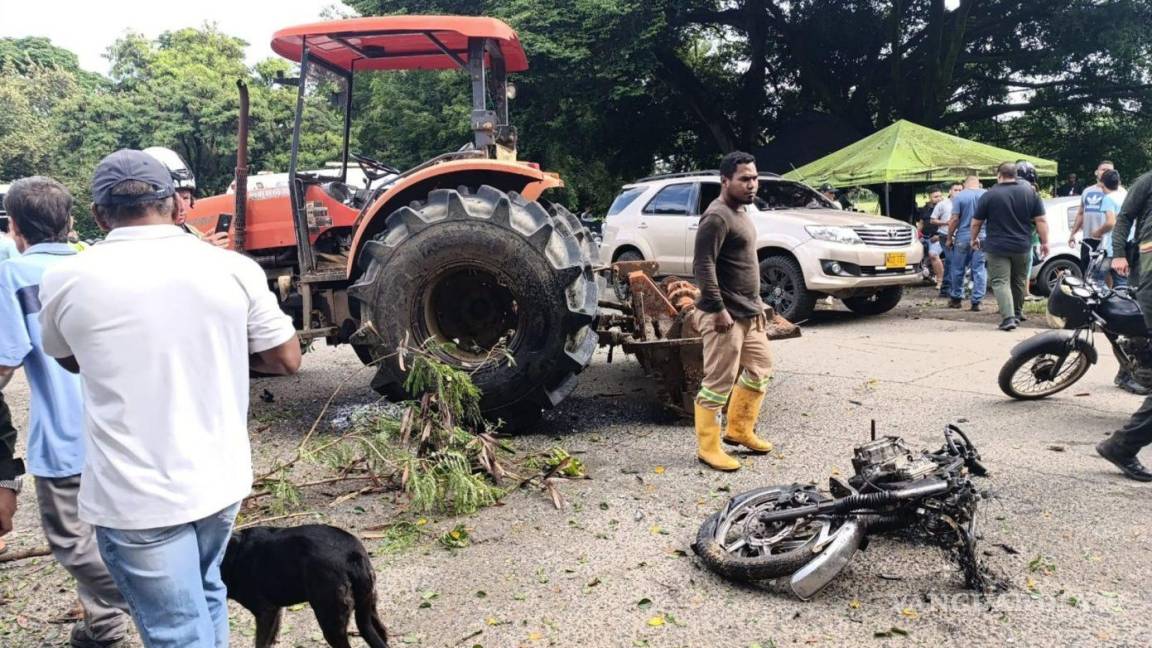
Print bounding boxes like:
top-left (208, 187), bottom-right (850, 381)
top-left (343, 0), bottom-right (695, 212)
top-left (0, 28), bottom-right (344, 237)
top-left (345, 0), bottom-right (1152, 210)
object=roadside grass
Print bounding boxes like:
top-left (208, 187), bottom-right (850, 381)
top-left (1023, 298), bottom-right (1048, 315)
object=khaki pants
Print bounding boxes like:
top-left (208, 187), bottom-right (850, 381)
top-left (694, 311), bottom-right (774, 409)
top-left (36, 475), bottom-right (131, 644)
top-left (986, 251), bottom-right (1031, 319)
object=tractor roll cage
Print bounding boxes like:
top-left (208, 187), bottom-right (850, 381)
top-left (284, 27), bottom-right (517, 275)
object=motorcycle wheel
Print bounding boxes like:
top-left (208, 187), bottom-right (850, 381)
top-left (693, 485), bottom-right (844, 583)
top-left (997, 347), bottom-right (1092, 400)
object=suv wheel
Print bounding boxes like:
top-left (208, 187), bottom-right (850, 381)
top-left (1033, 258), bottom-right (1081, 297)
top-left (842, 286), bottom-right (904, 316)
top-left (612, 250), bottom-right (643, 301)
top-left (759, 255), bottom-right (816, 322)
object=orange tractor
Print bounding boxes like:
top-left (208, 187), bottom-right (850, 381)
top-left (189, 16), bottom-right (599, 426)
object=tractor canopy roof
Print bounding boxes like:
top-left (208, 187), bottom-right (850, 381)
top-left (271, 16), bottom-right (528, 73)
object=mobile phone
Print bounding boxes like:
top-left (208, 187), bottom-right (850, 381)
top-left (214, 214), bottom-right (233, 234)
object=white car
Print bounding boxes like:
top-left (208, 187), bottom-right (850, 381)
top-left (0, 182), bottom-right (9, 224)
top-left (1029, 196), bottom-right (1083, 296)
top-left (599, 172), bottom-right (924, 321)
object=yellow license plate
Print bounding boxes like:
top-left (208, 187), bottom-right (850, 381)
top-left (884, 252), bottom-right (907, 268)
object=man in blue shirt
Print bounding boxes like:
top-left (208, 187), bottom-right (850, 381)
top-left (0, 177), bottom-right (130, 648)
top-left (946, 176), bottom-right (988, 311)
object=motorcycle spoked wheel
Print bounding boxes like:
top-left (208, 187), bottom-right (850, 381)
top-left (997, 348), bottom-right (1092, 400)
top-left (693, 485), bottom-right (848, 583)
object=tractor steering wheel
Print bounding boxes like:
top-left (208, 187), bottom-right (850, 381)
top-left (351, 152), bottom-right (401, 181)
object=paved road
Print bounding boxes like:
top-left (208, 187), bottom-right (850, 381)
top-left (2, 303), bottom-right (1151, 646)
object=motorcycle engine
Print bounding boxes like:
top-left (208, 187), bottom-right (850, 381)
top-left (851, 436), bottom-right (938, 483)
top-left (1116, 336), bottom-right (1152, 387)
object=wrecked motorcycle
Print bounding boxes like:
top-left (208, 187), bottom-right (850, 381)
top-left (693, 424), bottom-right (990, 600)
top-left (999, 250), bottom-right (1151, 399)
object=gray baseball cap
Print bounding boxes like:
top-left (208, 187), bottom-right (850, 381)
top-left (91, 149), bottom-right (175, 206)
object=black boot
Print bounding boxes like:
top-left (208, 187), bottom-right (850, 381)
top-left (1096, 440), bottom-right (1152, 481)
top-left (1117, 375), bottom-right (1152, 396)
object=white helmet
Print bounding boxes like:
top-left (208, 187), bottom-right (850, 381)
top-left (142, 146), bottom-right (196, 193)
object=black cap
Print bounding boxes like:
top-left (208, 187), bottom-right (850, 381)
top-left (91, 149), bottom-right (175, 206)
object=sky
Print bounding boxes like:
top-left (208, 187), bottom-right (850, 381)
top-left (0, 0), bottom-right (354, 74)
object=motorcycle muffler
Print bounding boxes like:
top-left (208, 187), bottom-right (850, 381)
top-left (788, 520), bottom-right (866, 601)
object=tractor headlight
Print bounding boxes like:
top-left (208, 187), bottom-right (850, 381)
top-left (805, 226), bottom-right (864, 245)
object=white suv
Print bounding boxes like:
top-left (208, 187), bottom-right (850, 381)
top-left (599, 172), bottom-right (924, 321)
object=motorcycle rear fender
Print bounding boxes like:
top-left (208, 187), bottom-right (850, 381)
top-left (788, 520), bottom-right (865, 601)
top-left (1009, 329), bottom-right (1098, 365)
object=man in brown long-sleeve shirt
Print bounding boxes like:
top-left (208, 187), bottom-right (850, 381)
top-left (691, 151), bottom-right (773, 471)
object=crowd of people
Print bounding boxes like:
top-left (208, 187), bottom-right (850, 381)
top-left (917, 160), bottom-right (1136, 334)
top-left (0, 149), bottom-right (300, 647)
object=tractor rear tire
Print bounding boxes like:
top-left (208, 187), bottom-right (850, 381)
top-left (349, 186), bottom-right (599, 430)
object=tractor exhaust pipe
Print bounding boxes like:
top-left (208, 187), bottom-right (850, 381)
top-left (233, 79), bottom-right (250, 252)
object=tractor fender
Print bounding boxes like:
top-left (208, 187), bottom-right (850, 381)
top-left (345, 159), bottom-right (562, 277)
top-left (1009, 329), bottom-right (1098, 365)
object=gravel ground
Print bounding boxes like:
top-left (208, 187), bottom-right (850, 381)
top-left (2, 287), bottom-right (1151, 647)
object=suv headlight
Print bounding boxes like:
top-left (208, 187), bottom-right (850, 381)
top-left (805, 225), bottom-right (863, 245)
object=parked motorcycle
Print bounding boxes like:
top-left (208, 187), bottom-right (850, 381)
top-left (693, 424), bottom-right (990, 600)
top-left (998, 250), bottom-right (1150, 399)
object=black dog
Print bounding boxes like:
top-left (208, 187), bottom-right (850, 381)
top-left (222, 524), bottom-right (389, 647)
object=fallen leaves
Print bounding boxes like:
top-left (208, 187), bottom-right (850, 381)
top-left (1028, 554), bottom-right (1057, 575)
top-left (439, 524), bottom-right (471, 550)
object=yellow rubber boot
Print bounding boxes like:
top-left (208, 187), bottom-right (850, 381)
top-left (722, 384), bottom-right (773, 453)
top-left (695, 404), bottom-right (741, 471)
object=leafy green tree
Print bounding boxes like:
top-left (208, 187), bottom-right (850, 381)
top-left (345, 0), bottom-right (1152, 211)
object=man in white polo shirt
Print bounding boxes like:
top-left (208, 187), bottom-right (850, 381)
top-left (38, 149), bottom-right (301, 647)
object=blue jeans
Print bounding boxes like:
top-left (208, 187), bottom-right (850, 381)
top-left (96, 502), bottom-right (240, 648)
top-left (949, 241), bottom-right (988, 303)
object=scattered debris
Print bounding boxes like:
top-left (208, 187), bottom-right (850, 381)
top-left (0, 546), bottom-right (52, 564)
top-left (1028, 554), bottom-right (1057, 575)
top-left (246, 340), bottom-right (582, 518)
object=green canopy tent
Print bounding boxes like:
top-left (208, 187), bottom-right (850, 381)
top-left (781, 119), bottom-right (1058, 217)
